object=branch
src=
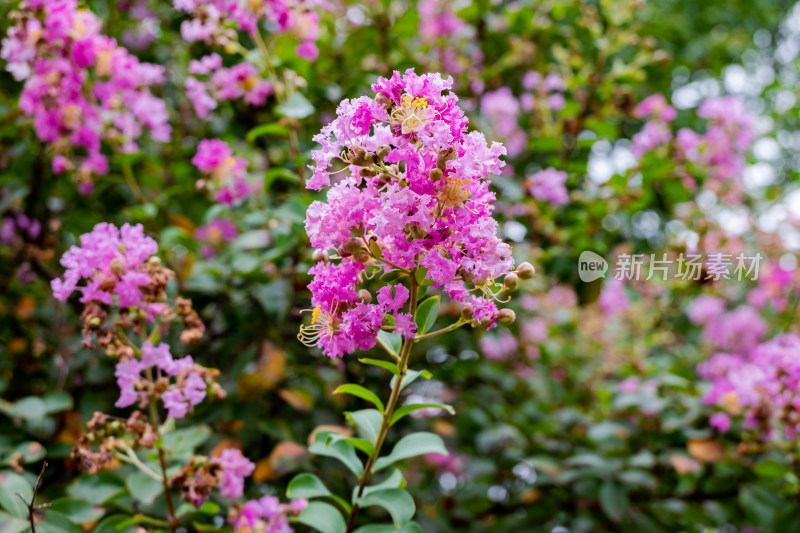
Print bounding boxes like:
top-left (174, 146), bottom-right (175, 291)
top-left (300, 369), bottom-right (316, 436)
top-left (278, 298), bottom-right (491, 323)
top-left (16, 461), bottom-right (51, 533)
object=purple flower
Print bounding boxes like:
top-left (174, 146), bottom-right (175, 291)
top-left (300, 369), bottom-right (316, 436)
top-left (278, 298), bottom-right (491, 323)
top-left (214, 448), bottom-right (255, 499)
top-left (527, 168), bottom-right (569, 206)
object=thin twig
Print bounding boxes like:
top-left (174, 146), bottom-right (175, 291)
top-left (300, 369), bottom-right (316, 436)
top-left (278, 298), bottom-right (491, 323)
top-left (16, 461), bottom-right (51, 533)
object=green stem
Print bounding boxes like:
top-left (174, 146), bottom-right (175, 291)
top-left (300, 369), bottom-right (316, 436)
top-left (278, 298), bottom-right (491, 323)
top-left (344, 272), bottom-right (419, 533)
top-left (413, 320), bottom-right (465, 343)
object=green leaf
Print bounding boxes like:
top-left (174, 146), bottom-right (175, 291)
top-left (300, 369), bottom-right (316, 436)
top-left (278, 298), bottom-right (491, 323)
top-left (160, 426), bottom-right (211, 458)
top-left (1, 397), bottom-right (47, 420)
top-left (390, 403), bottom-right (454, 425)
top-left (373, 433), bottom-right (447, 473)
top-left (38, 511), bottom-right (84, 533)
top-left (276, 92), bottom-right (314, 119)
top-left (360, 470), bottom-right (405, 498)
top-left (0, 442), bottom-right (45, 466)
top-left (296, 501), bottom-right (346, 533)
top-left (287, 473), bottom-right (352, 514)
top-left (42, 393), bottom-right (73, 414)
top-left (198, 501), bottom-right (220, 515)
top-left (309, 431), bottom-right (363, 477)
top-left (389, 369), bottom-right (432, 391)
top-left (357, 489), bottom-right (415, 528)
top-left (342, 438), bottom-right (375, 457)
top-left (245, 122), bottom-right (290, 142)
top-left (288, 473), bottom-right (331, 500)
top-left (0, 511), bottom-right (28, 533)
top-left (264, 167), bottom-right (301, 192)
top-left (48, 498), bottom-right (105, 523)
top-left (359, 358), bottom-right (399, 376)
top-left (376, 331), bottom-right (402, 358)
top-left (91, 516), bottom-right (137, 533)
top-left (354, 524), bottom-right (423, 533)
top-left (347, 410), bottom-right (383, 442)
top-left (125, 470), bottom-right (163, 505)
top-left (67, 472), bottom-right (126, 504)
top-left (334, 384), bottom-right (384, 412)
top-left (413, 296), bottom-right (440, 335)
top-left (598, 480), bottom-right (628, 522)
top-left (0, 470), bottom-right (32, 518)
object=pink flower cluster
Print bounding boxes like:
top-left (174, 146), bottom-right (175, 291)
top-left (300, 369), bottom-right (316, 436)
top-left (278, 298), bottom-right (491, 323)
top-left (688, 299), bottom-right (767, 353)
top-left (480, 88), bottom-right (526, 157)
top-left (698, 334), bottom-right (800, 440)
top-left (186, 53), bottom-right (273, 118)
top-left (677, 96), bottom-right (757, 180)
top-left (479, 331), bottom-right (518, 361)
top-left (214, 448), bottom-right (256, 499)
top-left (521, 71), bottom-right (566, 113)
top-left (231, 494), bottom-right (307, 532)
top-left (1, 0), bottom-right (171, 191)
top-left (527, 167), bottom-right (569, 206)
top-left (747, 264), bottom-right (796, 312)
top-left (192, 139), bottom-right (251, 205)
top-left (174, 0), bottom-right (324, 60)
top-left (301, 69), bottom-right (516, 358)
top-left (195, 218), bottom-right (238, 258)
top-left (419, 0), bottom-right (466, 42)
top-left (50, 222), bottom-right (163, 315)
top-left (631, 94), bottom-right (676, 158)
top-left (116, 341), bottom-right (207, 419)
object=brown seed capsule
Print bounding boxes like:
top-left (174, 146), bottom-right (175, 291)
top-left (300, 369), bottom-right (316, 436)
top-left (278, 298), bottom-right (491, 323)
top-left (516, 262), bottom-right (535, 279)
top-left (498, 308), bottom-right (516, 325)
top-left (460, 303), bottom-right (474, 320)
top-left (349, 145), bottom-right (368, 166)
top-left (430, 168), bottom-right (443, 181)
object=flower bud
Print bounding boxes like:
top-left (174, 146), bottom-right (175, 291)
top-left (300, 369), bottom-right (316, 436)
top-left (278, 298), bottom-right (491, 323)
top-left (348, 146), bottom-right (368, 166)
top-left (430, 168), bottom-right (443, 181)
top-left (148, 256), bottom-right (162, 267)
top-left (498, 308), bottom-right (516, 325)
top-left (516, 262), bottom-right (535, 279)
top-left (376, 145), bottom-right (391, 158)
top-left (89, 317), bottom-right (102, 328)
top-left (364, 153), bottom-right (377, 165)
top-left (360, 168), bottom-right (378, 177)
top-left (437, 147), bottom-right (457, 170)
top-left (312, 250), bottom-right (328, 263)
top-left (342, 237), bottom-right (365, 255)
top-left (460, 303), bottom-right (474, 320)
top-left (375, 93), bottom-right (392, 107)
top-left (354, 251), bottom-right (371, 264)
top-left (357, 289), bottom-right (372, 304)
top-left (503, 273), bottom-right (519, 292)
top-left (110, 257), bottom-right (125, 276)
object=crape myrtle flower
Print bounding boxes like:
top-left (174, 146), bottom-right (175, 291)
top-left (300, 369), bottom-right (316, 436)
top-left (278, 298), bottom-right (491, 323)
top-left (699, 334), bottom-right (800, 441)
top-left (631, 93), bottom-right (676, 158)
top-left (192, 138), bottom-right (252, 205)
top-left (229, 494), bottom-right (307, 532)
top-left (1, 0), bottom-right (171, 191)
top-left (527, 167), bottom-right (569, 206)
top-left (170, 449), bottom-right (256, 507)
top-left (677, 96), bottom-right (757, 181)
top-left (51, 222), bottom-right (220, 416)
top-left (186, 53), bottom-right (273, 118)
top-left (298, 69), bottom-right (531, 359)
top-left (174, 0), bottom-right (326, 60)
